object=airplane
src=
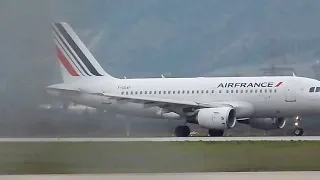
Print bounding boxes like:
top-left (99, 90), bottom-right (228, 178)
top-left (47, 22), bottom-right (320, 137)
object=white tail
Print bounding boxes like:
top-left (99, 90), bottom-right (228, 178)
top-left (52, 22), bottom-right (116, 82)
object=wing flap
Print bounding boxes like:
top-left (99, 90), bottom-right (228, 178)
top-left (90, 92), bottom-right (228, 109)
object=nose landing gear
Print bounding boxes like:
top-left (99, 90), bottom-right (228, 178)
top-left (293, 116), bottom-right (304, 136)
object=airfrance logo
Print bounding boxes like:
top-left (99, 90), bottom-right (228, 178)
top-left (217, 82), bottom-right (283, 88)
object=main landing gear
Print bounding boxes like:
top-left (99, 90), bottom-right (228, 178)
top-left (174, 125), bottom-right (225, 137)
top-left (175, 125), bottom-right (190, 137)
top-left (293, 116), bottom-right (304, 136)
top-left (208, 129), bottom-right (224, 137)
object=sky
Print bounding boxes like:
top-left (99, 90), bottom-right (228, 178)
top-left (1, 0), bottom-right (320, 107)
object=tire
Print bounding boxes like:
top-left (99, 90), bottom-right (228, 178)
top-left (174, 126), bottom-right (190, 137)
top-left (293, 127), bottom-right (304, 136)
top-left (208, 129), bottom-right (224, 137)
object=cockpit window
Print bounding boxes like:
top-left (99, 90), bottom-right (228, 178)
top-left (310, 87), bottom-right (315, 92)
top-left (316, 87), bottom-right (320, 92)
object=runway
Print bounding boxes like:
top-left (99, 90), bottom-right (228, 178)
top-left (0, 172), bottom-right (319, 180)
top-left (0, 136), bottom-right (319, 142)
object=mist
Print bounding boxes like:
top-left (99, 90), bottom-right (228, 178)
top-left (1, 0), bottom-right (320, 137)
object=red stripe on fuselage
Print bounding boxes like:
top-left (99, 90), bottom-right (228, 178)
top-left (56, 46), bottom-right (79, 76)
top-left (275, 82), bottom-right (283, 87)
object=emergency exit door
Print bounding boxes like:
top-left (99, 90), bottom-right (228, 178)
top-left (285, 88), bottom-right (296, 102)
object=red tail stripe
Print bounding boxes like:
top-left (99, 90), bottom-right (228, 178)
top-left (56, 46), bottom-right (79, 76)
top-left (275, 82), bottom-right (283, 87)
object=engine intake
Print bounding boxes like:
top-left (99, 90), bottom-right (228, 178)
top-left (194, 107), bottom-right (236, 130)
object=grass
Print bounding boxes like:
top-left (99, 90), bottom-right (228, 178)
top-left (0, 141), bottom-right (319, 174)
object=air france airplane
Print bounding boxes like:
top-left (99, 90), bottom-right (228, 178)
top-left (47, 22), bottom-right (320, 137)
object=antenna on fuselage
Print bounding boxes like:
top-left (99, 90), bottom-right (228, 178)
top-left (161, 74), bottom-right (165, 78)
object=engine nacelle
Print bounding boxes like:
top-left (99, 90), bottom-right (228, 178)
top-left (248, 118), bottom-right (286, 130)
top-left (195, 107), bottom-right (236, 130)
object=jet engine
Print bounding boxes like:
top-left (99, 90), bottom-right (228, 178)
top-left (247, 118), bottom-right (286, 130)
top-left (187, 107), bottom-right (236, 130)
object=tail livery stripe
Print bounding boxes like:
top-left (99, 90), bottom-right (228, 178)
top-left (55, 23), bottom-right (103, 76)
top-left (54, 35), bottom-right (84, 76)
top-left (56, 46), bottom-right (79, 76)
top-left (52, 24), bottom-right (91, 76)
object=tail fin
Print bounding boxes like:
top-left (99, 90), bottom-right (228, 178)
top-left (52, 22), bottom-right (115, 82)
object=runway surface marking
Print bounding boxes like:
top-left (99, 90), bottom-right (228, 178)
top-left (0, 136), bottom-right (319, 142)
top-left (0, 172), bottom-right (319, 180)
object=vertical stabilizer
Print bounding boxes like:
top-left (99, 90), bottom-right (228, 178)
top-left (52, 22), bottom-right (116, 82)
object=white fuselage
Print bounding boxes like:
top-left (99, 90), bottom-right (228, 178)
top-left (51, 76), bottom-right (320, 120)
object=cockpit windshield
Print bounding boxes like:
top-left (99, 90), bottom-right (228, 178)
top-left (309, 87), bottom-right (320, 92)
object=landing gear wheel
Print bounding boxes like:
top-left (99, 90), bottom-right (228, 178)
top-left (175, 126), bottom-right (190, 137)
top-left (208, 129), bottom-right (224, 137)
top-left (293, 127), bottom-right (304, 136)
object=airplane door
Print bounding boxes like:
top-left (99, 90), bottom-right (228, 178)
top-left (285, 88), bottom-right (296, 102)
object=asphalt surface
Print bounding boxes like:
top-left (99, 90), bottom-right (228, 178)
top-left (0, 172), bottom-right (319, 180)
top-left (0, 136), bottom-right (319, 142)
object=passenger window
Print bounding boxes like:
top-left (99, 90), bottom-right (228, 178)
top-left (316, 87), bottom-right (320, 92)
top-left (219, 90), bottom-right (222, 93)
top-left (126, 92), bottom-right (129, 95)
top-left (159, 91), bottom-right (161, 94)
top-left (265, 89), bottom-right (268, 93)
top-left (131, 91), bottom-right (133, 95)
top-left (274, 89), bottom-right (277, 93)
top-left (236, 90), bottom-right (238, 93)
top-left (163, 91), bottom-right (166, 94)
top-left (145, 91), bottom-right (147, 94)
top-left (196, 90), bottom-right (199, 94)
top-left (140, 91), bottom-right (143, 94)
top-left (173, 91), bottom-right (175, 94)
top-left (226, 90), bottom-right (229, 93)
top-left (240, 90), bottom-right (243, 93)
top-left (212, 90), bottom-right (215, 93)
top-left (269, 89), bottom-right (272, 93)
top-left (187, 90), bottom-right (190, 94)
top-left (250, 90), bottom-right (253, 93)
top-left (255, 90), bottom-right (258, 93)
top-left (201, 90), bottom-right (204, 93)
top-left (206, 90), bottom-right (209, 93)
top-left (245, 90), bottom-right (248, 93)
top-left (310, 87), bottom-right (315, 92)
top-left (121, 92), bottom-right (124, 95)
top-left (192, 90), bottom-right (194, 94)
top-left (135, 91), bottom-right (138, 95)
top-left (154, 91), bottom-right (157, 94)
top-left (149, 91), bottom-right (152, 94)
top-left (260, 89), bottom-right (262, 93)
top-left (177, 91), bottom-right (180, 94)
top-left (182, 90), bottom-right (185, 94)
top-left (168, 91), bottom-right (171, 94)
top-left (231, 90), bottom-right (233, 93)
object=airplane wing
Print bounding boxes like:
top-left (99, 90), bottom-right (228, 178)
top-left (89, 92), bottom-right (252, 117)
top-left (91, 92), bottom-right (233, 107)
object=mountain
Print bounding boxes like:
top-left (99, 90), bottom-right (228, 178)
top-left (82, 0), bottom-right (320, 77)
